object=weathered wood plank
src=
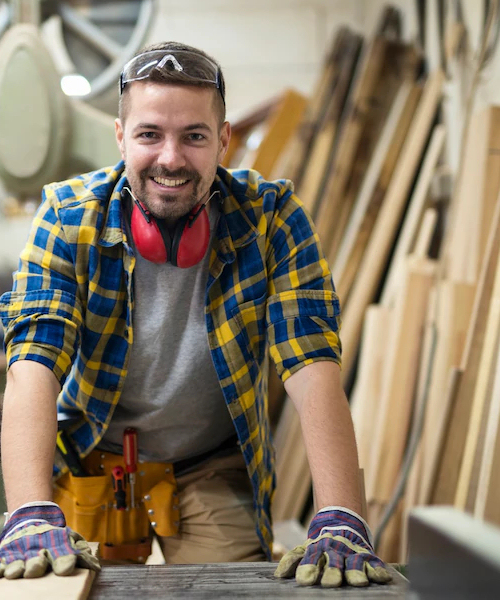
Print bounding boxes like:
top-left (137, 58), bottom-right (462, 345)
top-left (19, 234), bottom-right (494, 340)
top-left (89, 563), bottom-right (407, 599)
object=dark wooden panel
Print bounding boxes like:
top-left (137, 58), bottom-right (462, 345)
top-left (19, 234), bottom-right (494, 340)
top-left (89, 562), bottom-right (407, 599)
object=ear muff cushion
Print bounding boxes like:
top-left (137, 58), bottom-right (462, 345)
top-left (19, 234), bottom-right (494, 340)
top-left (172, 206), bottom-right (210, 268)
top-left (131, 203), bottom-right (168, 263)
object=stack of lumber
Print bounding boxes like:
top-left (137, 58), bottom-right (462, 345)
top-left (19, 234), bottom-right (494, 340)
top-left (227, 3), bottom-right (500, 566)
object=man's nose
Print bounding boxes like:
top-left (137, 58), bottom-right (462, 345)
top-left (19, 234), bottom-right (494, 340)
top-left (157, 140), bottom-right (186, 171)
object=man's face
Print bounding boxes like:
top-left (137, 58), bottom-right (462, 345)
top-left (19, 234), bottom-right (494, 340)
top-left (115, 82), bottom-right (230, 223)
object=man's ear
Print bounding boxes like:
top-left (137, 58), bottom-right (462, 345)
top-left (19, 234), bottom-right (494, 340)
top-left (115, 118), bottom-right (125, 160)
top-left (218, 121), bottom-right (231, 163)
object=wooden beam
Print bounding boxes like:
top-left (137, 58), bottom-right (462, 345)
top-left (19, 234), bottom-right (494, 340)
top-left (366, 257), bottom-right (437, 508)
top-left (454, 230), bottom-right (500, 510)
top-left (417, 282), bottom-right (475, 506)
top-left (380, 124), bottom-right (446, 306)
top-left (333, 82), bottom-right (421, 303)
top-left (431, 188), bottom-right (500, 505)
top-left (340, 71), bottom-right (444, 379)
top-left (274, 27), bottom-right (363, 188)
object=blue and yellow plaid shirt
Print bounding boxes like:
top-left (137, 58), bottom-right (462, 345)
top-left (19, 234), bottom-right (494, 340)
top-left (0, 161), bottom-right (341, 557)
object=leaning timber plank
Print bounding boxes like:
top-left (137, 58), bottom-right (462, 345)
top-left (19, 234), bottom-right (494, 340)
top-left (412, 207), bottom-right (439, 259)
top-left (272, 398), bottom-right (310, 522)
top-left (223, 97), bottom-right (277, 167)
top-left (417, 281), bottom-right (475, 505)
top-left (478, 107), bottom-right (500, 272)
top-left (333, 82), bottom-right (415, 296)
top-left (0, 543), bottom-right (98, 600)
top-left (325, 43), bottom-right (423, 266)
top-left (336, 82), bottom-right (423, 304)
top-left (367, 256), bottom-right (437, 507)
top-left (340, 71), bottom-right (444, 379)
top-left (351, 304), bottom-right (391, 471)
top-left (454, 234), bottom-right (500, 510)
top-left (296, 30), bottom-right (362, 216)
top-left (313, 34), bottom-right (405, 250)
top-left (250, 89), bottom-right (308, 180)
top-left (474, 331), bottom-right (500, 525)
top-left (89, 563), bottom-right (408, 599)
top-left (399, 285), bottom-right (437, 561)
top-left (431, 188), bottom-right (500, 505)
top-left (446, 106), bottom-right (500, 284)
top-left (278, 27), bottom-right (362, 188)
top-left (380, 125), bottom-right (446, 306)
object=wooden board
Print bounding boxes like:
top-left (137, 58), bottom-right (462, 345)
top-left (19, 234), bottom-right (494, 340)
top-left (431, 188), bottom-right (500, 505)
top-left (249, 89), bottom-right (308, 180)
top-left (276, 27), bottom-right (362, 187)
top-left (325, 43), bottom-right (423, 267)
top-left (315, 36), bottom-right (421, 259)
top-left (446, 106), bottom-right (500, 284)
top-left (295, 30), bottom-right (362, 216)
top-left (89, 563), bottom-right (408, 599)
top-left (271, 398), bottom-right (311, 522)
top-left (474, 333), bottom-right (500, 526)
top-left (380, 124), bottom-right (446, 306)
top-left (417, 282), bottom-right (475, 506)
top-left (0, 543), bottom-right (98, 600)
top-left (366, 257), bottom-right (437, 507)
top-left (455, 244), bottom-right (500, 510)
top-left (340, 70), bottom-right (444, 379)
top-left (350, 304), bottom-right (391, 471)
top-left (333, 82), bottom-right (422, 303)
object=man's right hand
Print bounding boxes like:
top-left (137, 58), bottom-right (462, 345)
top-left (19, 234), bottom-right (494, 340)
top-left (0, 502), bottom-right (100, 579)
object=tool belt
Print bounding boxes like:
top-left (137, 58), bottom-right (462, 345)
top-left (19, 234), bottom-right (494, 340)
top-left (53, 449), bottom-right (180, 562)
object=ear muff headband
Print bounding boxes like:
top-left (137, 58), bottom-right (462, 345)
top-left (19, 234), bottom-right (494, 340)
top-left (128, 191), bottom-right (210, 267)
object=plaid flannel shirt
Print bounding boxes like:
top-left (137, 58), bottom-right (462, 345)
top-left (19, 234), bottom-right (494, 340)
top-left (0, 161), bottom-right (342, 558)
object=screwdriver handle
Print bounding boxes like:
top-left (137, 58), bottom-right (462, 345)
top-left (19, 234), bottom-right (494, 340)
top-left (123, 428), bottom-right (138, 475)
top-left (111, 465), bottom-right (127, 510)
top-left (56, 430), bottom-right (86, 477)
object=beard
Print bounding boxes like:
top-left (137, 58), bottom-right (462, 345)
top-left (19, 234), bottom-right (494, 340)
top-left (131, 166), bottom-right (204, 222)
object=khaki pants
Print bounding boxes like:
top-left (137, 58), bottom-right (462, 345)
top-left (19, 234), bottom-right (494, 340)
top-left (158, 451), bottom-right (267, 563)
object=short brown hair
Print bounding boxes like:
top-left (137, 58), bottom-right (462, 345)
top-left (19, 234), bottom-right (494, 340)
top-left (118, 41), bottom-right (226, 126)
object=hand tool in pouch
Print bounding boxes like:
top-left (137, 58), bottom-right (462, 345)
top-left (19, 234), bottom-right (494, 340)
top-left (56, 412), bottom-right (87, 477)
top-left (123, 427), bottom-right (138, 508)
top-left (111, 465), bottom-right (127, 510)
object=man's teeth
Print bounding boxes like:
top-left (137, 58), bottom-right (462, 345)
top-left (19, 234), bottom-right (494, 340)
top-left (153, 177), bottom-right (188, 187)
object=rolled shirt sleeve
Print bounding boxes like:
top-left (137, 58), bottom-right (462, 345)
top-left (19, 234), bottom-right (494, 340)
top-left (0, 190), bottom-right (83, 384)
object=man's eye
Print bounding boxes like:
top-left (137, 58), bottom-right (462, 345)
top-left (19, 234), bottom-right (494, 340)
top-left (188, 133), bottom-right (205, 141)
top-left (139, 131), bottom-right (158, 139)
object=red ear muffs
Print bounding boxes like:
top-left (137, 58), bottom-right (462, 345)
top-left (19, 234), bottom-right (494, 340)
top-left (130, 200), bottom-right (210, 267)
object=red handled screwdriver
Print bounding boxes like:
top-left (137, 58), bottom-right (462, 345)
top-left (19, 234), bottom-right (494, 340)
top-left (111, 465), bottom-right (127, 510)
top-left (123, 427), bottom-right (138, 508)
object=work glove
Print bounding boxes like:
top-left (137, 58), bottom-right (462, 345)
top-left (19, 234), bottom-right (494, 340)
top-left (274, 507), bottom-right (392, 588)
top-left (0, 501), bottom-right (100, 579)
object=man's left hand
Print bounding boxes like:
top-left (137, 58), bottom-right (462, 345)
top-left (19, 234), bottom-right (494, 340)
top-left (274, 507), bottom-right (392, 588)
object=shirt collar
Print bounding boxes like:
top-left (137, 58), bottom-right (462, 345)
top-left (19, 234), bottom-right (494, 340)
top-left (98, 161), bottom-right (261, 255)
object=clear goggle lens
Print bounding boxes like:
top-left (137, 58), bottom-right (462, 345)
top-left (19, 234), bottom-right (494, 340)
top-left (120, 49), bottom-right (222, 96)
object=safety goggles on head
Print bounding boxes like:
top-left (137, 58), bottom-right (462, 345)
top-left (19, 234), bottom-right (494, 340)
top-left (119, 49), bottom-right (225, 104)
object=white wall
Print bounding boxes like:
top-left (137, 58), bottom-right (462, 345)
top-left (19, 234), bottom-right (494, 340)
top-left (147, 0), bottom-right (366, 120)
top-left (3, 0), bottom-right (500, 270)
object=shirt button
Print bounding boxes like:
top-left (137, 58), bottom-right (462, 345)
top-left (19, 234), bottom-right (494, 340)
top-left (124, 329), bottom-right (129, 339)
top-left (108, 385), bottom-right (117, 392)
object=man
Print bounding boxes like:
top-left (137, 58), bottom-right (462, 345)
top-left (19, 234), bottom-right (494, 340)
top-left (0, 42), bottom-right (391, 588)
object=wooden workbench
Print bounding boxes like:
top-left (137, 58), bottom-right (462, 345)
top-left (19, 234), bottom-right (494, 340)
top-left (89, 563), bottom-right (408, 599)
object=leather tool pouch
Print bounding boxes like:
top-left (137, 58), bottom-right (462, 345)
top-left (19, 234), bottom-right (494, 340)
top-left (53, 450), bottom-right (180, 562)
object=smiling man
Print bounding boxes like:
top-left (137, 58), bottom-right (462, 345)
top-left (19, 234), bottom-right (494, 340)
top-left (0, 42), bottom-right (391, 589)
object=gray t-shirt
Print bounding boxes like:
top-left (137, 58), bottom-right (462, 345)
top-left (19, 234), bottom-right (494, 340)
top-left (98, 200), bottom-right (235, 462)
